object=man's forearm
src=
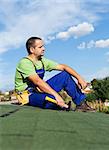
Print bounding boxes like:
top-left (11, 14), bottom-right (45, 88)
top-left (56, 64), bottom-right (87, 89)
top-left (64, 65), bottom-right (87, 89)
top-left (28, 74), bottom-right (67, 107)
top-left (35, 77), bottom-right (59, 96)
top-left (64, 65), bottom-right (81, 80)
top-left (56, 64), bottom-right (81, 80)
top-left (35, 76), bottom-right (69, 107)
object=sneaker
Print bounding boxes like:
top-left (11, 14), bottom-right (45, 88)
top-left (75, 101), bottom-right (96, 112)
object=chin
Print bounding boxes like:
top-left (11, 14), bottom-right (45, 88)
top-left (38, 56), bottom-right (43, 60)
top-left (41, 54), bottom-right (44, 57)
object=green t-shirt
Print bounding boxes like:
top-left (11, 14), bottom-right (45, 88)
top-left (15, 57), bottom-right (58, 91)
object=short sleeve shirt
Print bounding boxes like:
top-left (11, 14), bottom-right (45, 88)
top-left (15, 57), bottom-right (58, 91)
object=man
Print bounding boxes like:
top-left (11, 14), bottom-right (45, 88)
top-left (15, 37), bottom-right (95, 112)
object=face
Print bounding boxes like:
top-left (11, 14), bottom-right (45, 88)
top-left (30, 39), bottom-right (45, 59)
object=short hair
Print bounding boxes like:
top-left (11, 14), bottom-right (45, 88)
top-left (26, 37), bottom-right (42, 54)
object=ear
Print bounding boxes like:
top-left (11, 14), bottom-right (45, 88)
top-left (30, 47), bottom-right (34, 54)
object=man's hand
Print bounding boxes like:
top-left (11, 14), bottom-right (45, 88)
top-left (77, 78), bottom-right (87, 90)
top-left (55, 64), bottom-right (88, 90)
top-left (55, 94), bottom-right (68, 108)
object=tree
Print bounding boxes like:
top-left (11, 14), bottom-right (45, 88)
top-left (90, 77), bottom-right (109, 102)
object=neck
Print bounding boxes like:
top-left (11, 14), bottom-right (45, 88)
top-left (27, 54), bottom-right (42, 62)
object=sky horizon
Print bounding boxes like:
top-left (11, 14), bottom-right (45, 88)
top-left (0, 0), bottom-right (109, 91)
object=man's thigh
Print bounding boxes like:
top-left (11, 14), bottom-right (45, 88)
top-left (29, 92), bottom-right (59, 109)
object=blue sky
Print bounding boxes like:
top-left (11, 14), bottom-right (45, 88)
top-left (0, 0), bottom-right (109, 91)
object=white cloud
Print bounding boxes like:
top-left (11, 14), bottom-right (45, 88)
top-left (95, 39), bottom-right (109, 48)
top-left (87, 40), bottom-right (95, 48)
top-left (0, 0), bottom-right (83, 54)
top-left (56, 31), bottom-right (70, 40)
top-left (0, 0), bottom-right (109, 90)
top-left (77, 39), bottom-right (109, 63)
top-left (0, 0), bottom-right (108, 54)
top-left (77, 42), bottom-right (86, 49)
top-left (78, 39), bottom-right (109, 49)
top-left (45, 36), bottom-right (55, 44)
top-left (56, 22), bottom-right (94, 39)
top-left (77, 40), bottom-right (95, 49)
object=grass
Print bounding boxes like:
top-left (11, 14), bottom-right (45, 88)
top-left (87, 100), bottom-right (109, 113)
top-left (0, 104), bottom-right (109, 150)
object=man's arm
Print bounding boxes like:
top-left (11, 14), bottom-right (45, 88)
top-left (55, 64), bottom-right (87, 89)
top-left (28, 74), bottom-right (68, 108)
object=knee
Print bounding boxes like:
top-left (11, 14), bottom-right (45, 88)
top-left (60, 71), bottom-right (71, 77)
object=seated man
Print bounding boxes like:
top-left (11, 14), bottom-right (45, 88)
top-left (15, 37), bottom-right (95, 112)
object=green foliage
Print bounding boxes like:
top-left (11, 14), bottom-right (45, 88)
top-left (85, 92), bottom-right (97, 102)
top-left (59, 77), bottom-right (109, 103)
top-left (87, 76), bottom-right (109, 102)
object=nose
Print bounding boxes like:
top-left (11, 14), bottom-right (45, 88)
top-left (43, 47), bottom-right (45, 51)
